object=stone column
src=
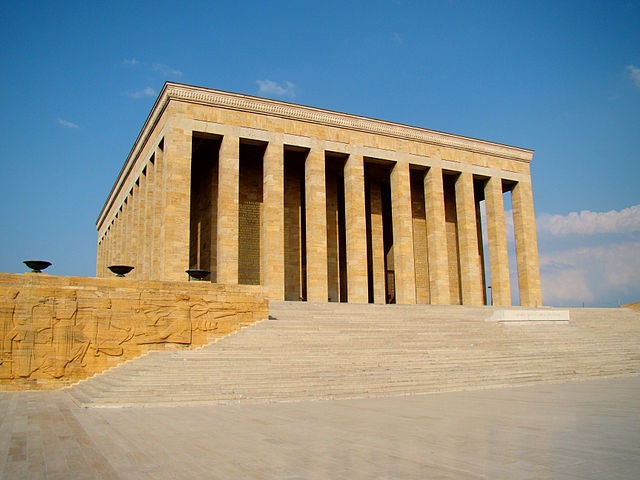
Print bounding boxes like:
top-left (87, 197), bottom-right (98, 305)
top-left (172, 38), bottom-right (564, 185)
top-left (423, 166), bottom-right (450, 304)
top-left (261, 141), bottom-right (285, 300)
top-left (160, 125), bottom-right (192, 281)
top-left (106, 226), bottom-right (112, 273)
top-left (511, 180), bottom-right (543, 306)
top-left (152, 147), bottom-right (164, 280)
top-left (305, 148), bottom-right (328, 302)
top-left (143, 161), bottom-right (155, 280)
top-left (137, 173), bottom-right (146, 279)
top-left (96, 240), bottom-right (102, 276)
top-left (123, 195), bottom-right (132, 265)
top-left (217, 135), bottom-right (240, 285)
top-left (110, 226), bottom-right (115, 272)
top-left (390, 162), bottom-right (416, 304)
top-left (104, 236), bottom-right (109, 275)
top-left (369, 179), bottom-right (386, 304)
top-left (484, 176), bottom-right (511, 306)
top-left (116, 211), bottom-right (124, 265)
top-left (343, 154), bottom-right (368, 303)
top-left (130, 181), bottom-right (139, 279)
top-left (455, 172), bottom-right (484, 305)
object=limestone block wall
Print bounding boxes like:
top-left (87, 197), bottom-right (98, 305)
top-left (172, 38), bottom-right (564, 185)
top-left (0, 273), bottom-right (268, 389)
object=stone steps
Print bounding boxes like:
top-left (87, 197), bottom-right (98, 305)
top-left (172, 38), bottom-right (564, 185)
top-left (65, 302), bottom-right (640, 407)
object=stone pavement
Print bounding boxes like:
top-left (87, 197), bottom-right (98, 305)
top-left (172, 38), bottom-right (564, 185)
top-left (1, 375), bottom-right (639, 479)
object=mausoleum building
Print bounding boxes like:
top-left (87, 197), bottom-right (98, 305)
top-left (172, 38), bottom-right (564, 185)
top-left (96, 82), bottom-right (542, 306)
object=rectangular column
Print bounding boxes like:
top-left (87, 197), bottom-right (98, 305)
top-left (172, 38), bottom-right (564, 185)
top-left (101, 237), bottom-right (107, 275)
top-left (109, 222), bottom-right (115, 269)
top-left (261, 141), bottom-right (285, 300)
top-left (160, 125), bottom-right (192, 281)
top-left (131, 181), bottom-right (140, 279)
top-left (484, 176), bottom-right (511, 306)
top-left (390, 162), bottom-right (416, 304)
top-left (116, 211), bottom-right (124, 265)
top-left (511, 180), bottom-right (543, 306)
top-left (152, 147), bottom-right (164, 279)
top-left (96, 240), bottom-right (102, 276)
top-left (369, 179), bottom-right (386, 304)
top-left (217, 135), bottom-right (240, 285)
top-left (123, 195), bottom-right (132, 266)
top-left (137, 173), bottom-right (147, 279)
top-left (344, 154), bottom-right (368, 303)
top-left (305, 148), bottom-right (328, 302)
top-left (424, 166), bottom-right (451, 304)
top-left (143, 162), bottom-right (155, 280)
top-left (455, 172), bottom-right (484, 305)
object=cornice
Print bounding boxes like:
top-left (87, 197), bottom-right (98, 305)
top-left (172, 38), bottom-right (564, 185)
top-left (163, 83), bottom-right (534, 163)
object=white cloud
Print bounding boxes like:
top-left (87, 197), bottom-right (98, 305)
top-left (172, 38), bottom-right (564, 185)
top-left (533, 205), bottom-right (640, 305)
top-left (483, 204), bottom-right (640, 306)
top-left (627, 64), bottom-right (640, 88)
top-left (538, 205), bottom-right (640, 236)
top-left (126, 87), bottom-right (156, 99)
top-left (256, 79), bottom-right (296, 98)
top-left (153, 63), bottom-right (183, 79)
top-left (539, 242), bottom-right (640, 307)
top-left (57, 118), bottom-right (79, 129)
top-left (123, 58), bottom-right (139, 66)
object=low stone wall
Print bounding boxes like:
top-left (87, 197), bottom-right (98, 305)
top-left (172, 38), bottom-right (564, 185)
top-left (0, 273), bottom-right (268, 389)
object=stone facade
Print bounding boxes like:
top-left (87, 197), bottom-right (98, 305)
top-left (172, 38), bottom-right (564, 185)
top-left (97, 83), bottom-right (543, 306)
top-left (0, 273), bottom-right (267, 388)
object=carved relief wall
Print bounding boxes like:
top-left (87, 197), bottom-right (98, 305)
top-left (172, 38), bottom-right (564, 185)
top-left (0, 273), bottom-right (268, 389)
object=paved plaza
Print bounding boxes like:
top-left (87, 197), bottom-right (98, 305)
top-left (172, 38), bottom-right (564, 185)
top-left (1, 375), bottom-right (639, 479)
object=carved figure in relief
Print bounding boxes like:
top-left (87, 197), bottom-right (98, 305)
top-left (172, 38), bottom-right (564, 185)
top-left (50, 290), bottom-right (92, 378)
top-left (133, 293), bottom-right (192, 344)
top-left (8, 291), bottom-right (54, 377)
top-left (0, 288), bottom-right (19, 377)
top-left (90, 295), bottom-right (135, 357)
top-left (190, 299), bottom-right (248, 333)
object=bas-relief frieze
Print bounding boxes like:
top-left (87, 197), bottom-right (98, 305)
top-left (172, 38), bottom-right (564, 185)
top-left (0, 275), bottom-right (267, 388)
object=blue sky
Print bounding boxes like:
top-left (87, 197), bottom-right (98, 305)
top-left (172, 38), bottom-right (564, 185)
top-left (1, 0), bottom-right (638, 307)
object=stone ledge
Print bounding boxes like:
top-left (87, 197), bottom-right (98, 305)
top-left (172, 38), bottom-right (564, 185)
top-left (487, 308), bottom-right (570, 324)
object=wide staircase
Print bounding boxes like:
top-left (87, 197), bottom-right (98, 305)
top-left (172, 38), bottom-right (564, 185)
top-left (66, 302), bottom-right (640, 408)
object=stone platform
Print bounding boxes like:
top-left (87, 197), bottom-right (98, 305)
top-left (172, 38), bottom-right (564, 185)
top-left (1, 375), bottom-right (639, 479)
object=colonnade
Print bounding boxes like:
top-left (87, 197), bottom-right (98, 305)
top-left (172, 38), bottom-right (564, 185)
top-left (96, 140), bottom-right (165, 282)
top-left (97, 126), bottom-right (543, 307)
